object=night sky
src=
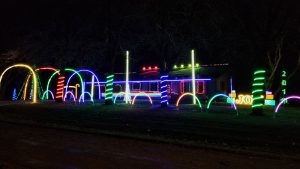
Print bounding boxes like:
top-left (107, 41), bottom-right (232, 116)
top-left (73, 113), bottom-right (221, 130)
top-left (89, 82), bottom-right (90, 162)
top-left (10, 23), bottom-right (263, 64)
top-left (0, 0), bottom-right (299, 92)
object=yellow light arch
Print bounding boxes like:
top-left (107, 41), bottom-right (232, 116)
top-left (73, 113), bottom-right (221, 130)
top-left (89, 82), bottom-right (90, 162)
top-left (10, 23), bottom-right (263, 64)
top-left (176, 92), bottom-right (202, 108)
top-left (0, 64), bottom-right (38, 103)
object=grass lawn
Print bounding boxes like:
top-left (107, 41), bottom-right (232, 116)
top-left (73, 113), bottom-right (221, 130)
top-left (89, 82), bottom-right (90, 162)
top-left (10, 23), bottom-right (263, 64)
top-left (0, 101), bottom-right (299, 158)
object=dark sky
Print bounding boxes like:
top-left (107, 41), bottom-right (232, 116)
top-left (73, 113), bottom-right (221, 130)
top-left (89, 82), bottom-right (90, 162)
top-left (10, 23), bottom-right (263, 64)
top-left (0, 0), bottom-right (299, 92)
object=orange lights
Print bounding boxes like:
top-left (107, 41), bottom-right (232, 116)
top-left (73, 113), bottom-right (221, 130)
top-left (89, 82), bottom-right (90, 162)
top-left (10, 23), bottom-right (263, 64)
top-left (55, 75), bottom-right (65, 100)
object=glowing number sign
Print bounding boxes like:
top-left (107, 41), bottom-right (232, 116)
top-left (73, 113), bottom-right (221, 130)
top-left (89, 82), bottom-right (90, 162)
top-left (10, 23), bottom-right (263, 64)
top-left (235, 94), bottom-right (253, 105)
top-left (281, 70), bottom-right (287, 104)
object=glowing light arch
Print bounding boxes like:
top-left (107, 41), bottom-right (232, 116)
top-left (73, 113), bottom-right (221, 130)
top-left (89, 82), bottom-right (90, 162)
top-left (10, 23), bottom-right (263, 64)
top-left (41, 90), bottom-right (55, 100)
top-left (79, 92), bottom-right (94, 103)
top-left (65, 69), bottom-right (100, 100)
top-left (207, 94), bottom-right (238, 115)
top-left (45, 68), bottom-right (84, 100)
top-left (0, 64), bottom-right (38, 103)
top-left (64, 91), bottom-right (76, 102)
top-left (113, 92), bottom-right (126, 104)
top-left (131, 92), bottom-right (153, 105)
top-left (35, 67), bottom-right (60, 74)
top-left (176, 93), bottom-right (202, 109)
top-left (275, 96), bottom-right (300, 113)
top-left (34, 66), bottom-right (60, 100)
top-left (23, 74), bottom-right (32, 100)
top-left (45, 70), bottom-right (60, 99)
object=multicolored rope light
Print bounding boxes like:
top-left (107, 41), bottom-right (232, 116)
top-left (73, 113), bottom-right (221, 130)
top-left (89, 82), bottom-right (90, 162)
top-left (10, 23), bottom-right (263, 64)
top-left (65, 69), bottom-right (100, 100)
top-left (131, 92), bottom-right (153, 105)
top-left (0, 64), bottom-right (38, 103)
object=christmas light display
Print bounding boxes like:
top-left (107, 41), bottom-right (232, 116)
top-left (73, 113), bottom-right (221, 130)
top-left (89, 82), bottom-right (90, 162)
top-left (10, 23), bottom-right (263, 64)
top-left (23, 74), bottom-right (31, 101)
top-left (63, 91), bottom-right (76, 102)
top-left (264, 91), bottom-right (275, 106)
top-left (281, 70), bottom-right (288, 104)
top-left (105, 74), bottom-right (114, 104)
top-left (86, 78), bottom-right (211, 84)
top-left (113, 92), bottom-right (126, 104)
top-left (0, 64), bottom-right (38, 103)
top-left (79, 92), bottom-right (94, 103)
top-left (207, 94), bottom-right (238, 115)
top-left (55, 75), bottom-right (65, 101)
top-left (191, 49), bottom-right (196, 104)
top-left (91, 75), bottom-right (95, 98)
top-left (234, 94), bottom-right (253, 105)
top-left (64, 68), bottom-right (85, 100)
top-left (41, 90), bottom-right (55, 100)
top-left (125, 51), bottom-right (130, 104)
top-left (176, 93), bottom-right (202, 109)
top-left (251, 69), bottom-right (266, 113)
top-left (12, 88), bottom-right (17, 101)
top-left (65, 69), bottom-right (101, 100)
top-left (275, 96), bottom-right (300, 113)
top-left (131, 92), bottom-right (153, 105)
top-left (160, 75), bottom-right (168, 106)
top-left (45, 70), bottom-right (60, 99)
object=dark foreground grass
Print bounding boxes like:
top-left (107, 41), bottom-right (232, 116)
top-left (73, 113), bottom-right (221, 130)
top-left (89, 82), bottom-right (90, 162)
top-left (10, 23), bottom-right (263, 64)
top-left (0, 101), bottom-right (299, 158)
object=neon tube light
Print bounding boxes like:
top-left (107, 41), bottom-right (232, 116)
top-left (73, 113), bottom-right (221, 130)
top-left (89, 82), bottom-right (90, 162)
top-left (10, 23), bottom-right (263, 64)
top-left (0, 64), bottom-right (38, 103)
top-left (254, 70), bottom-right (266, 75)
top-left (176, 93), bottom-right (202, 109)
top-left (64, 91), bottom-right (76, 102)
top-left (66, 69), bottom-right (101, 99)
top-left (207, 94), bottom-right (238, 115)
top-left (131, 92), bottom-right (153, 105)
top-left (160, 75), bottom-right (168, 105)
top-left (79, 92), bottom-right (94, 103)
top-left (113, 92), bottom-right (126, 104)
top-left (41, 90), bottom-right (55, 100)
top-left (125, 50), bottom-right (130, 104)
top-left (45, 70), bottom-right (60, 99)
top-left (251, 69), bottom-right (266, 110)
top-left (23, 74), bottom-right (31, 100)
top-left (64, 68), bottom-right (85, 100)
top-left (55, 75), bottom-right (65, 99)
top-left (191, 50), bottom-right (196, 104)
top-left (275, 96), bottom-right (300, 113)
top-left (35, 67), bottom-right (60, 74)
top-left (85, 78), bottom-right (212, 85)
top-left (252, 89), bottom-right (263, 94)
top-left (105, 74), bottom-right (114, 101)
top-left (91, 75), bottom-right (94, 98)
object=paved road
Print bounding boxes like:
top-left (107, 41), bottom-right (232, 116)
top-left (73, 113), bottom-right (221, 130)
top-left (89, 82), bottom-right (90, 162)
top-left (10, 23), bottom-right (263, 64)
top-left (0, 122), bottom-right (299, 169)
